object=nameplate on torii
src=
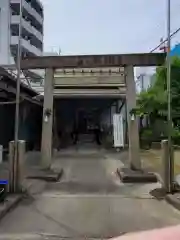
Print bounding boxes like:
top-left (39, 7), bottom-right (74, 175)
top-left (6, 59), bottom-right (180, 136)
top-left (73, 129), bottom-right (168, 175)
top-left (54, 75), bottom-right (125, 86)
top-left (54, 67), bottom-right (125, 75)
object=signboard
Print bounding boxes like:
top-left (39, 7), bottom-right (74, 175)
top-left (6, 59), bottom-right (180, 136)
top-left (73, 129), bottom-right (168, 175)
top-left (113, 114), bottom-right (124, 148)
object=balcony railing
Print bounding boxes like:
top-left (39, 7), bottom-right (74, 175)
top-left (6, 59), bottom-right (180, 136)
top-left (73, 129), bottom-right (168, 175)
top-left (11, 0), bottom-right (43, 24)
top-left (11, 15), bottom-right (43, 42)
top-left (11, 36), bottom-right (42, 56)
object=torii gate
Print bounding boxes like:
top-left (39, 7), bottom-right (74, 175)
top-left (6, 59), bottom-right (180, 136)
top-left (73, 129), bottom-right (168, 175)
top-left (20, 53), bottom-right (165, 170)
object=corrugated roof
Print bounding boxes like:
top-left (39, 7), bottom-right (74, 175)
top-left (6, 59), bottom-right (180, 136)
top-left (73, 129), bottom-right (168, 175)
top-left (0, 67), bottom-right (39, 97)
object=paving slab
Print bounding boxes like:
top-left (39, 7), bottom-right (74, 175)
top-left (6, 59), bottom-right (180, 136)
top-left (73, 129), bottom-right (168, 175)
top-left (0, 194), bottom-right (23, 221)
top-left (0, 148), bottom-right (180, 238)
top-left (0, 233), bottom-right (104, 240)
top-left (0, 193), bottom-right (180, 239)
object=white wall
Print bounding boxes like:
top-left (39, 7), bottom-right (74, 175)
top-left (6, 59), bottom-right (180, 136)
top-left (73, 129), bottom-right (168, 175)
top-left (100, 100), bottom-right (127, 145)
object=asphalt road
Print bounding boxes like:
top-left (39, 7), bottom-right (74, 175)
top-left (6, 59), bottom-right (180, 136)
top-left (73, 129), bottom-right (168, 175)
top-left (0, 146), bottom-right (180, 239)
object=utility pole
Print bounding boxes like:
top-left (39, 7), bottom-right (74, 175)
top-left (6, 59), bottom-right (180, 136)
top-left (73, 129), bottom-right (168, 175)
top-left (13, 0), bottom-right (23, 191)
top-left (167, 0), bottom-right (173, 192)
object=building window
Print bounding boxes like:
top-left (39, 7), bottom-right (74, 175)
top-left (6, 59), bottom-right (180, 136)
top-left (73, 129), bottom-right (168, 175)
top-left (12, 10), bottom-right (18, 16)
top-left (11, 29), bottom-right (18, 36)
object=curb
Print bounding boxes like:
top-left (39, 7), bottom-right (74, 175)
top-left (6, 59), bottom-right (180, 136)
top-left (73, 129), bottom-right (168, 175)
top-left (0, 194), bottom-right (23, 221)
top-left (117, 168), bottom-right (157, 183)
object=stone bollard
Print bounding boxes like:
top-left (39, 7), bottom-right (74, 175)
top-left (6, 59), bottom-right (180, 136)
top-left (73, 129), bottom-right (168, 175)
top-left (161, 140), bottom-right (174, 193)
top-left (9, 141), bottom-right (14, 193)
top-left (17, 141), bottom-right (25, 192)
top-left (9, 140), bottom-right (26, 193)
top-left (0, 145), bottom-right (3, 164)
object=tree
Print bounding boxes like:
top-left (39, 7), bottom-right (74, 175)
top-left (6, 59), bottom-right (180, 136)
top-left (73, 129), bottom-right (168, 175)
top-left (132, 57), bottom-right (180, 127)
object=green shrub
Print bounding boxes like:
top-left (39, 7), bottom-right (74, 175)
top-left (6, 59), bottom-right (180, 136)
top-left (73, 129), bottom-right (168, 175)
top-left (141, 128), bottom-right (153, 140)
top-left (140, 128), bottom-right (153, 149)
top-left (172, 127), bottom-right (180, 145)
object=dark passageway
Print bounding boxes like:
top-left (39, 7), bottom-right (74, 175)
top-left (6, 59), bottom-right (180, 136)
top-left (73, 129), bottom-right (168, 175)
top-left (54, 98), bottom-right (118, 149)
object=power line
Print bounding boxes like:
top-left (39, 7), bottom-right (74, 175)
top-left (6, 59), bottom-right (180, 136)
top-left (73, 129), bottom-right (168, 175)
top-left (135, 26), bottom-right (180, 83)
top-left (137, 25), bottom-right (180, 89)
top-left (150, 26), bottom-right (180, 53)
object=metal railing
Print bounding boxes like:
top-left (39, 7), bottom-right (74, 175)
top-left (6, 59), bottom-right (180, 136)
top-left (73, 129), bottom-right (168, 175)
top-left (3, 67), bottom-right (32, 88)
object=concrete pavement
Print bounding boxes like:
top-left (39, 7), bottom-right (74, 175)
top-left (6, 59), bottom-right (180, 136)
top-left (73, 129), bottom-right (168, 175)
top-left (0, 146), bottom-right (180, 239)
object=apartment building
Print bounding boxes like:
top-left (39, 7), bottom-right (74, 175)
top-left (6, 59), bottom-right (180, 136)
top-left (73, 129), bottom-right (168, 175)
top-left (0, 0), bottom-right (43, 65)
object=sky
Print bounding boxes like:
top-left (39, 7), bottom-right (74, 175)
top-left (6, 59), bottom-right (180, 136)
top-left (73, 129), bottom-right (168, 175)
top-left (41, 0), bottom-right (180, 55)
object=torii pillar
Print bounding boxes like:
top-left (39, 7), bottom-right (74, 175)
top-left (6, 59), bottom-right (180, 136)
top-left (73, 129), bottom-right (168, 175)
top-left (41, 68), bottom-right (54, 168)
top-left (125, 65), bottom-right (141, 170)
